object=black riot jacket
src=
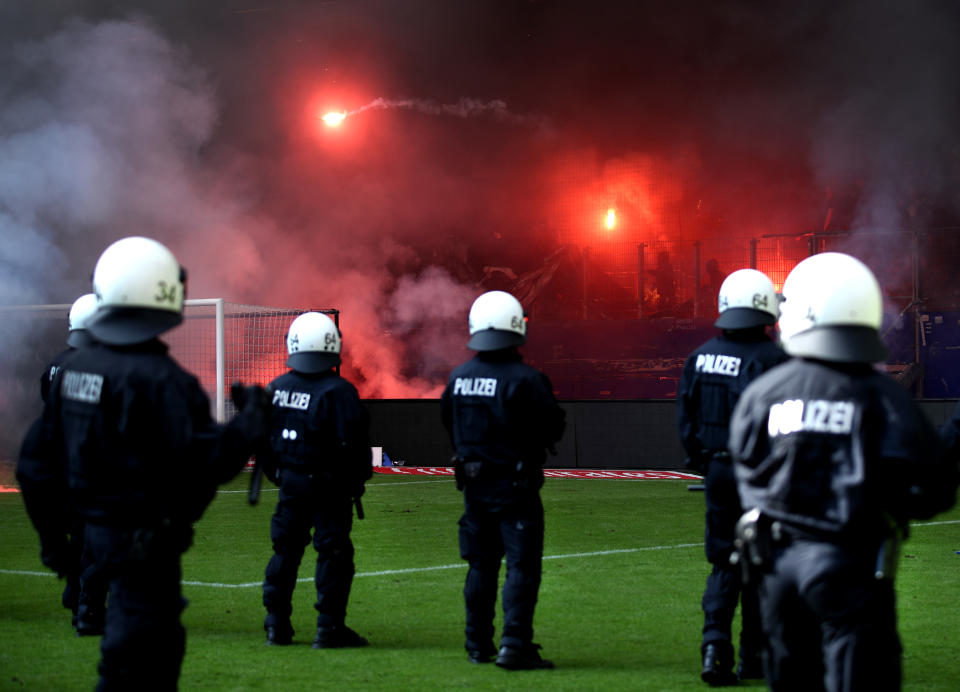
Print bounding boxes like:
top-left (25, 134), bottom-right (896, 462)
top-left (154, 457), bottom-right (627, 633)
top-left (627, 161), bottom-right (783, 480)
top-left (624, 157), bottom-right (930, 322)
top-left (259, 369), bottom-right (372, 496)
top-left (40, 347), bottom-right (75, 403)
top-left (441, 349), bottom-right (565, 496)
top-left (18, 340), bottom-right (258, 539)
top-left (730, 357), bottom-right (958, 542)
top-left (677, 328), bottom-right (788, 472)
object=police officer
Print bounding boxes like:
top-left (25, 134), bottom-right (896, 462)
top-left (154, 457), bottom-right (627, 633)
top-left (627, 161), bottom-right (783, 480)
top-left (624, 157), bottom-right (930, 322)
top-left (40, 293), bottom-right (109, 635)
top-left (729, 252), bottom-right (959, 691)
top-left (441, 290), bottom-right (565, 670)
top-left (259, 311), bottom-right (372, 649)
top-left (17, 236), bottom-right (270, 691)
top-left (41, 293), bottom-right (98, 402)
top-left (677, 269), bottom-right (788, 685)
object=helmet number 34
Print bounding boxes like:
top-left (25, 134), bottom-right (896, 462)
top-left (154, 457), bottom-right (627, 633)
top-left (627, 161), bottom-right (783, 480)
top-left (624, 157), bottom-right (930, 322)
top-left (155, 281), bottom-right (178, 304)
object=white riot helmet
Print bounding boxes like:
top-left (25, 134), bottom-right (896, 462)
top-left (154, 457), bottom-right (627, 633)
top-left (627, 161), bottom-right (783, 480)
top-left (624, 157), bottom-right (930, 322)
top-left (778, 252), bottom-right (886, 362)
top-left (286, 311), bottom-right (341, 373)
top-left (66, 293), bottom-right (98, 347)
top-left (714, 269), bottom-right (780, 329)
top-left (87, 237), bottom-right (186, 345)
top-left (467, 290), bottom-right (527, 351)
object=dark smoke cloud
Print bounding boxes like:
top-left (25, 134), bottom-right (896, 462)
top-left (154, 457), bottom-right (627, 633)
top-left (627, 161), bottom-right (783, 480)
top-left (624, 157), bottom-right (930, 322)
top-left (806, 0), bottom-right (960, 230)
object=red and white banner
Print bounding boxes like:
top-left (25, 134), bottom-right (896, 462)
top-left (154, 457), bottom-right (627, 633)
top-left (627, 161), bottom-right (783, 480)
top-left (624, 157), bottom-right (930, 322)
top-left (0, 469), bottom-right (701, 493)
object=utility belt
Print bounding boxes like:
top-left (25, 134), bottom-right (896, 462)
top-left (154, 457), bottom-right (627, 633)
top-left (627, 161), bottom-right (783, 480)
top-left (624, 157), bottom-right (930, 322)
top-left (82, 518), bottom-right (193, 564)
top-left (731, 509), bottom-right (903, 583)
top-left (452, 456), bottom-right (531, 491)
top-left (128, 520), bottom-right (194, 562)
top-left (278, 465), bottom-right (342, 492)
top-left (688, 450), bottom-right (729, 475)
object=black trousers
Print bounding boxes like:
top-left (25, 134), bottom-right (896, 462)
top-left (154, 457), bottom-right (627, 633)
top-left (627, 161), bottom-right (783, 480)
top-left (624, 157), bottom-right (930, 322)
top-left (701, 456), bottom-right (762, 661)
top-left (759, 539), bottom-right (902, 692)
top-left (84, 523), bottom-right (186, 692)
top-left (61, 515), bottom-right (85, 614)
top-left (62, 515), bottom-right (109, 625)
top-left (458, 494), bottom-right (544, 652)
top-left (263, 482), bottom-right (355, 629)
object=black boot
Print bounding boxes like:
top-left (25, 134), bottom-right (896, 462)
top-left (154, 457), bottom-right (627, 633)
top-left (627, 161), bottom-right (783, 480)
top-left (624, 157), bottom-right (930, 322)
top-left (75, 603), bottom-right (105, 637)
top-left (312, 624), bottom-right (369, 649)
top-left (265, 622), bottom-right (294, 646)
top-left (737, 652), bottom-right (764, 680)
top-left (466, 642), bottom-right (497, 664)
top-left (494, 643), bottom-right (554, 670)
top-left (701, 643), bottom-right (737, 686)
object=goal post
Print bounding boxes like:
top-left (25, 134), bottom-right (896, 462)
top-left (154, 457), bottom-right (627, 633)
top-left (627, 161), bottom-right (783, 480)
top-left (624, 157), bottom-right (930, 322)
top-left (165, 299), bottom-right (227, 421)
top-left (1, 300), bottom-right (338, 423)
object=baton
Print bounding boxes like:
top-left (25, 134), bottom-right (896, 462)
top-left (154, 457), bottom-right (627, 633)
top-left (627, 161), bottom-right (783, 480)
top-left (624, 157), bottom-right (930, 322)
top-left (248, 460), bottom-right (264, 506)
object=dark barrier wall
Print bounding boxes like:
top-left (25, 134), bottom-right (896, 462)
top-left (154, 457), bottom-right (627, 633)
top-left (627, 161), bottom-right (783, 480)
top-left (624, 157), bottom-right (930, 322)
top-left (366, 400), bottom-right (687, 469)
top-left (366, 399), bottom-right (959, 470)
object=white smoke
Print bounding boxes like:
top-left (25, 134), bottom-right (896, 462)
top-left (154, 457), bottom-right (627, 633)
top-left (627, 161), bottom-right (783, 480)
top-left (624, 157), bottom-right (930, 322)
top-left (0, 17), bottom-right (219, 307)
top-left (0, 16), bottom-right (488, 464)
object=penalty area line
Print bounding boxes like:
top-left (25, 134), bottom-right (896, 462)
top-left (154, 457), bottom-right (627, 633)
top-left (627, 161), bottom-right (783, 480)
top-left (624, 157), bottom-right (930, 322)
top-left (182, 541), bottom-right (704, 589)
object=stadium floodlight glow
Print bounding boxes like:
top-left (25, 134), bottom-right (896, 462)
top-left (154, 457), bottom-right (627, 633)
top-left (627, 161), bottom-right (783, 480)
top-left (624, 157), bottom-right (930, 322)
top-left (321, 111), bottom-right (347, 127)
top-left (605, 208), bottom-right (617, 230)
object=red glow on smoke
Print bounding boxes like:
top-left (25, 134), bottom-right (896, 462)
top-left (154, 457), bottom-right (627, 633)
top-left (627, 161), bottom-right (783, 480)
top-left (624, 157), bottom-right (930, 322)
top-left (535, 149), bottom-right (811, 317)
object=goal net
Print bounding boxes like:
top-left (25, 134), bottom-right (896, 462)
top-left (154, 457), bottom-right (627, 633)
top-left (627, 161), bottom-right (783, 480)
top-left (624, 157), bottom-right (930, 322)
top-left (164, 300), bottom-right (337, 421)
top-left (2, 300), bottom-right (336, 422)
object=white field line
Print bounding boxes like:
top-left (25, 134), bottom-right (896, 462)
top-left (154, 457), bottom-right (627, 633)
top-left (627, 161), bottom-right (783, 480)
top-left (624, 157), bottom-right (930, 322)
top-left (0, 541), bottom-right (702, 587)
top-left (182, 542), bottom-right (704, 588)
top-left (3, 520), bottom-right (957, 587)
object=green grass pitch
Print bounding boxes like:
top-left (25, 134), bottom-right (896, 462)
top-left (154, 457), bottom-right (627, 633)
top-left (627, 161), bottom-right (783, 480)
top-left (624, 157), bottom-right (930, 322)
top-left (1, 473), bottom-right (958, 691)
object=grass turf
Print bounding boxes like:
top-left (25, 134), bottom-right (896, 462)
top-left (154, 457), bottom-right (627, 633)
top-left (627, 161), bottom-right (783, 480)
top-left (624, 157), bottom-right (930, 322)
top-left (1, 472), bottom-right (958, 691)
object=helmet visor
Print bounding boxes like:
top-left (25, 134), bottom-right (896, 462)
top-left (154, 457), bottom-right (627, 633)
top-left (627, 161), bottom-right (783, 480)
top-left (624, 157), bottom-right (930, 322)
top-left (714, 307), bottom-right (776, 330)
top-left (87, 306), bottom-right (183, 345)
top-left (287, 351), bottom-right (341, 373)
top-left (466, 329), bottom-right (527, 351)
top-left (66, 329), bottom-right (97, 348)
top-left (784, 325), bottom-right (888, 363)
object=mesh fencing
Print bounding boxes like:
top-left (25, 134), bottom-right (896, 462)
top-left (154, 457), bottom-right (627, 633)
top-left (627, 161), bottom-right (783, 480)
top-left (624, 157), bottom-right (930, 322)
top-left (627, 236), bottom-right (807, 320)
top-left (164, 302), bottom-right (337, 420)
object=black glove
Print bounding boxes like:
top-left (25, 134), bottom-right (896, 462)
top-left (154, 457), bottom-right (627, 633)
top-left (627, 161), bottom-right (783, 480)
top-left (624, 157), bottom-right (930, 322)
top-left (230, 383), bottom-right (272, 441)
top-left (230, 382), bottom-right (253, 411)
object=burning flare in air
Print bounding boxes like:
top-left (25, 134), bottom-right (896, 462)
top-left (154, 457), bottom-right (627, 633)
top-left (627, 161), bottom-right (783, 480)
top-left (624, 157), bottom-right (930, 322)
top-left (321, 111), bottom-right (347, 127)
top-left (605, 208), bottom-right (617, 230)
